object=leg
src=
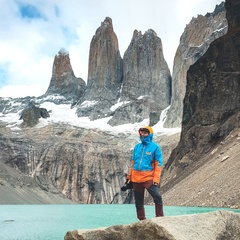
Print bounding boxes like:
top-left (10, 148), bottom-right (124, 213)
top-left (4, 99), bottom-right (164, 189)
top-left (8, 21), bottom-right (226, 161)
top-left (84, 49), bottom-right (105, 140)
top-left (133, 182), bottom-right (146, 220)
top-left (147, 184), bottom-right (164, 217)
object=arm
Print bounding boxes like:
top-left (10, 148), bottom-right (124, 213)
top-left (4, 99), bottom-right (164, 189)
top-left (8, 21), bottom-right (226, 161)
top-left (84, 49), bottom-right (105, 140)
top-left (127, 160), bottom-right (134, 181)
top-left (127, 147), bottom-right (136, 181)
top-left (153, 146), bottom-right (163, 184)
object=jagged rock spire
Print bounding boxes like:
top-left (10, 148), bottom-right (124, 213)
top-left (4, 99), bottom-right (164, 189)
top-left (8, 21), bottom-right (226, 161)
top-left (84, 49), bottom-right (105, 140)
top-left (45, 49), bottom-right (86, 103)
top-left (121, 29), bottom-right (171, 105)
top-left (108, 29), bottom-right (171, 126)
top-left (76, 17), bottom-right (123, 120)
top-left (87, 17), bottom-right (122, 88)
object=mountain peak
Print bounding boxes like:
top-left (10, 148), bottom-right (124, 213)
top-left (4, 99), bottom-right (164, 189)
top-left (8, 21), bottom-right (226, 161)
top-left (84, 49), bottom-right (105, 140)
top-left (45, 49), bottom-right (86, 102)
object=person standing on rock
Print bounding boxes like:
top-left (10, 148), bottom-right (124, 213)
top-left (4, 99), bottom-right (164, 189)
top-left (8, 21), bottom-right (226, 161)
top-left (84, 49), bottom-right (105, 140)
top-left (127, 126), bottom-right (164, 220)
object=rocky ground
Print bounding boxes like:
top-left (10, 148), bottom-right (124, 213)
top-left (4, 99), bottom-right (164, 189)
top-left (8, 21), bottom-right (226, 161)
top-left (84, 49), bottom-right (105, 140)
top-left (0, 162), bottom-right (75, 204)
top-left (162, 128), bottom-right (240, 209)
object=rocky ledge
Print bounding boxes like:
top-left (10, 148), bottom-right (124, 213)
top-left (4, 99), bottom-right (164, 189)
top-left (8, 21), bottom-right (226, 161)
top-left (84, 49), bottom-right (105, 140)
top-left (64, 210), bottom-right (240, 240)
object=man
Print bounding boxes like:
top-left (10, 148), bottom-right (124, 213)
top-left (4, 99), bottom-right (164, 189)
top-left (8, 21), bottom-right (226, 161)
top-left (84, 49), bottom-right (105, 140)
top-left (127, 126), bottom-right (164, 220)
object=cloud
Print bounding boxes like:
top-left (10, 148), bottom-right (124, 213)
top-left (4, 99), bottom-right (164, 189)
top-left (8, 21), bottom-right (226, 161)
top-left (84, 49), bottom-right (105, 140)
top-left (0, 0), bottom-right (223, 98)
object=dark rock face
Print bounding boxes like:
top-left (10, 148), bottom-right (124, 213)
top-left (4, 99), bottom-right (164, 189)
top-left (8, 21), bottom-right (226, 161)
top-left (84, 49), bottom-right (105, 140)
top-left (108, 29), bottom-right (171, 126)
top-left (164, 0), bottom-right (240, 187)
top-left (76, 17), bottom-right (123, 120)
top-left (45, 49), bottom-right (86, 103)
top-left (19, 101), bottom-right (50, 127)
top-left (165, 2), bottom-right (228, 128)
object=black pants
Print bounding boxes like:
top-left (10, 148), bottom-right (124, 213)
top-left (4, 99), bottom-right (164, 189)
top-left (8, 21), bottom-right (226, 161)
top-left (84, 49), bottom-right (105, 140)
top-left (133, 180), bottom-right (163, 220)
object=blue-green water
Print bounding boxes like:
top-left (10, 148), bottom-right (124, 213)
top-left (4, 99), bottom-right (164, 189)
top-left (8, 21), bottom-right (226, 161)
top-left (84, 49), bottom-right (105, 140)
top-left (0, 204), bottom-right (239, 240)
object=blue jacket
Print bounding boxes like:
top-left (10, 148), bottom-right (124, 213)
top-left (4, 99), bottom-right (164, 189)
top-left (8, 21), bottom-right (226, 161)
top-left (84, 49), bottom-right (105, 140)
top-left (130, 133), bottom-right (163, 183)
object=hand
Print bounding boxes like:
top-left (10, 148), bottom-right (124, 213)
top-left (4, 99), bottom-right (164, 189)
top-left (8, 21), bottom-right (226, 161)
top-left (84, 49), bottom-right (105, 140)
top-left (153, 182), bottom-right (158, 186)
top-left (125, 179), bottom-right (131, 184)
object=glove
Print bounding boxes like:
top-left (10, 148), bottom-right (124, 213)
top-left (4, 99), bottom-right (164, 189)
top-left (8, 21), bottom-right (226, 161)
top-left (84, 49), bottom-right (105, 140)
top-left (121, 179), bottom-right (133, 191)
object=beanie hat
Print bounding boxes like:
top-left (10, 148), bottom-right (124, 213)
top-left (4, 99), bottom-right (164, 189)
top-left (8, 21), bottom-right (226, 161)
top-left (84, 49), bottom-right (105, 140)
top-left (138, 126), bottom-right (153, 135)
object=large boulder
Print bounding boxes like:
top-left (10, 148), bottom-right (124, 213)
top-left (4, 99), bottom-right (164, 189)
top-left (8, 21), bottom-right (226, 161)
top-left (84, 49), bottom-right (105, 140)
top-left (64, 210), bottom-right (240, 240)
top-left (19, 101), bottom-right (49, 127)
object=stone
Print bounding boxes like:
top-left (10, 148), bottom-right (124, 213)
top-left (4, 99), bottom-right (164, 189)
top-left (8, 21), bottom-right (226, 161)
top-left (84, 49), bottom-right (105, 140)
top-left (163, 0), bottom-right (240, 197)
top-left (76, 17), bottom-right (123, 120)
top-left (19, 101), bottom-right (50, 127)
top-left (165, 2), bottom-right (227, 128)
top-left (108, 29), bottom-right (171, 126)
top-left (45, 48), bottom-right (86, 104)
top-left (64, 210), bottom-right (240, 240)
top-left (149, 111), bottom-right (160, 127)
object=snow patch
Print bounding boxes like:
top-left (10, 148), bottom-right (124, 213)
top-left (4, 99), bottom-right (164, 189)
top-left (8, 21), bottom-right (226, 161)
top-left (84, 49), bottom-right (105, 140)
top-left (110, 101), bottom-right (130, 111)
top-left (0, 102), bottom-right (181, 136)
top-left (80, 100), bottom-right (98, 108)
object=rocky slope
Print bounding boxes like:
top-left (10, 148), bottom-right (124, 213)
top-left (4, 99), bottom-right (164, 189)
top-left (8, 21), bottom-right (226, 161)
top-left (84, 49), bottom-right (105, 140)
top-left (162, 0), bottom-right (240, 208)
top-left (0, 162), bottom-right (74, 204)
top-left (165, 2), bottom-right (227, 128)
top-left (0, 119), bottom-right (179, 204)
top-left (162, 128), bottom-right (240, 208)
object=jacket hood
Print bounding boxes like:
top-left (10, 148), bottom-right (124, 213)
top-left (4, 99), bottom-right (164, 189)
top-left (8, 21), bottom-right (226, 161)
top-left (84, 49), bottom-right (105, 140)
top-left (140, 133), bottom-right (153, 144)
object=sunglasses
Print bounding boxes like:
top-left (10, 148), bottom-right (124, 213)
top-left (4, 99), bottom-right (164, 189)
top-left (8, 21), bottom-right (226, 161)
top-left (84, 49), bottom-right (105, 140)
top-left (138, 128), bottom-right (150, 134)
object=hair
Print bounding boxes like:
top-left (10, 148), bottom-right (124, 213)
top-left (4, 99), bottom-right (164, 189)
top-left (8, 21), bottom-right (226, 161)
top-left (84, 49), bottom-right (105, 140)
top-left (138, 126), bottom-right (153, 134)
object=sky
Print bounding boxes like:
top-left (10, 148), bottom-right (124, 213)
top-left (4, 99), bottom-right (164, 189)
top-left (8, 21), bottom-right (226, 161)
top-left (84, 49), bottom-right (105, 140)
top-left (0, 0), bottom-right (223, 98)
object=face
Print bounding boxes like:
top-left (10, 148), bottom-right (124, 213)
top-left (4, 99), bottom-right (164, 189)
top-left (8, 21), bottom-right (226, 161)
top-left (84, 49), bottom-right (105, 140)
top-left (139, 130), bottom-right (149, 137)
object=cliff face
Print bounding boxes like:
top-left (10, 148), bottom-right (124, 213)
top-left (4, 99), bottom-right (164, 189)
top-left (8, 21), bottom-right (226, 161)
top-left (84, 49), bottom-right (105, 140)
top-left (45, 49), bottom-right (86, 103)
top-left (76, 17), bottom-right (123, 120)
top-left (108, 29), bottom-right (171, 126)
top-left (75, 18), bottom-right (171, 126)
top-left (164, 2), bottom-right (228, 128)
top-left (163, 0), bottom-right (240, 199)
top-left (0, 124), bottom-right (128, 203)
top-left (0, 122), bottom-right (177, 204)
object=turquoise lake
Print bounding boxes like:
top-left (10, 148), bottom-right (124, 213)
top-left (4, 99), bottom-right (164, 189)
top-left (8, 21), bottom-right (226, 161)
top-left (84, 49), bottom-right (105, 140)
top-left (0, 204), bottom-right (239, 240)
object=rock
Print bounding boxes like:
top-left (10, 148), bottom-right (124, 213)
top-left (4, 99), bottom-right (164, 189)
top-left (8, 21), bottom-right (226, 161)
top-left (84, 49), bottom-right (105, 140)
top-left (221, 156), bottom-right (229, 162)
top-left (76, 17), bottom-right (123, 120)
top-left (0, 3), bottom-right (237, 208)
top-left (0, 162), bottom-right (74, 204)
top-left (149, 111), bottom-right (160, 126)
top-left (165, 2), bottom-right (227, 128)
top-left (64, 210), bottom-right (240, 240)
top-left (163, 0), bottom-right (240, 188)
top-left (0, 121), bottom-right (177, 204)
top-left (19, 101), bottom-right (50, 127)
top-left (45, 49), bottom-right (86, 103)
top-left (108, 29), bottom-right (171, 126)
